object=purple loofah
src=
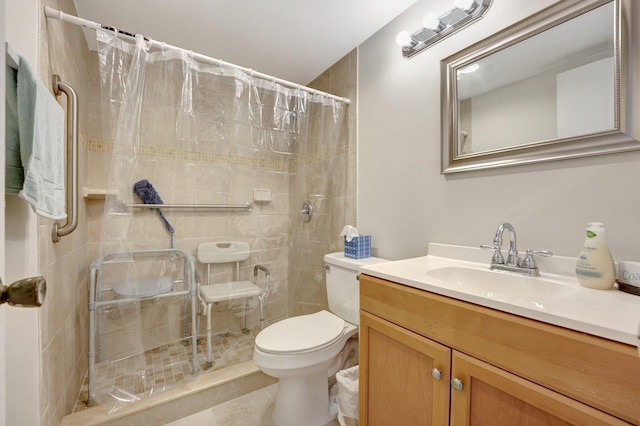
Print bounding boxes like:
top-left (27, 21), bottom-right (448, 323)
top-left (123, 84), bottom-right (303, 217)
top-left (133, 179), bottom-right (175, 248)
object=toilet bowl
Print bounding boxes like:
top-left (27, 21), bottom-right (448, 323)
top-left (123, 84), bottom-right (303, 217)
top-left (253, 252), bottom-right (388, 426)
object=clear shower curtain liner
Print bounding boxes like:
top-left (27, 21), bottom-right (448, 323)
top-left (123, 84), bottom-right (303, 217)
top-left (91, 29), bottom-right (348, 412)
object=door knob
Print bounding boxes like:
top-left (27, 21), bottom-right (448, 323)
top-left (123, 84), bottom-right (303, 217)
top-left (0, 276), bottom-right (47, 307)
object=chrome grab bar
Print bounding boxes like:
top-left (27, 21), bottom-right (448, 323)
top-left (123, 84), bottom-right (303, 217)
top-left (124, 202), bottom-right (254, 211)
top-left (51, 74), bottom-right (78, 243)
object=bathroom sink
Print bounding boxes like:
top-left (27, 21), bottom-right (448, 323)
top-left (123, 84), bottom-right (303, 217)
top-left (359, 243), bottom-right (640, 346)
top-left (426, 266), bottom-right (578, 301)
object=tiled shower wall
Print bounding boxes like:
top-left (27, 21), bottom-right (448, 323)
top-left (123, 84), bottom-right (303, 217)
top-left (85, 53), bottom-right (292, 347)
top-left (38, 0), bottom-right (91, 424)
top-left (38, 1), bottom-right (356, 419)
top-left (289, 50), bottom-right (358, 316)
top-left (84, 50), bottom-right (357, 350)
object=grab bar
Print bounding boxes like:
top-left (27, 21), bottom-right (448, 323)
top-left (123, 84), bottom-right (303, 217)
top-left (125, 202), bottom-right (254, 211)
top-left (51, 74), bottom-right (78, 243)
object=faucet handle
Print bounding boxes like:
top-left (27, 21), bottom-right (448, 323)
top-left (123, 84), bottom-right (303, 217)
top-left (480, 244), bottom-right (504, 265)
top-left (522, 249), bottom-right (553, 269)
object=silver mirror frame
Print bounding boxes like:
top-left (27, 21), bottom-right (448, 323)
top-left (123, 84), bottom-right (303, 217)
top-left (441, 0), bottom-right (639, 174)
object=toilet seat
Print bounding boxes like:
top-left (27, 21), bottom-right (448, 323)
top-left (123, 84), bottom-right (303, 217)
top-left (255, 310), bottom-right (346, 354)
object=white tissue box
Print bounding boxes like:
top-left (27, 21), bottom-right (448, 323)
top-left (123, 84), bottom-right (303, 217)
top-left (618, 261), bottom-right (640, 287)
top-left (344, 235), bottom-right (371, 259)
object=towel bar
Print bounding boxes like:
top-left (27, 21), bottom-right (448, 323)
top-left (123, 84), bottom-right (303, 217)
top-left (51, 74), bottom-right (78, 243)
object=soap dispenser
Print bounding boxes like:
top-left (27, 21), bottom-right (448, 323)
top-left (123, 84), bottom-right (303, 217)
top-left (575, 222), bottom-right (616, 290)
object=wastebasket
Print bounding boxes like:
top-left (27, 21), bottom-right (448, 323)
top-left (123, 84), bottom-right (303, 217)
top-left (336, 365), bottom-right (359, 426)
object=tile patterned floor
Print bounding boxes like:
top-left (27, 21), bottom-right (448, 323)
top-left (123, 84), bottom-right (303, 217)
top-left (166, 384), bottom-right (343, 426)
top-left (73, 330), bottom-right (259, 413)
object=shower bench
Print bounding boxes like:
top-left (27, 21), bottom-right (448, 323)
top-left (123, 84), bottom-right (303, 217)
top-left (86, 248), bottom-right (200, 407)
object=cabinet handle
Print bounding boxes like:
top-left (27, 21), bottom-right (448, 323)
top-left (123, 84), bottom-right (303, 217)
top-left (430, 368), bottom-right (442, 381)
top-left (451, 378), bottom-right (464, 392)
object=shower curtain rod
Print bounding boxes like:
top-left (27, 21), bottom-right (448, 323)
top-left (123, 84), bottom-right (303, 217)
top-left (44, 7), bottom-right (351, 104)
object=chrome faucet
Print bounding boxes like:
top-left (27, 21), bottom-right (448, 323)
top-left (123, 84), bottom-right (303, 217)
top-left (494, 222), bottom-right (519, 266)
top-left (481, 223), bottom-right (553, 277)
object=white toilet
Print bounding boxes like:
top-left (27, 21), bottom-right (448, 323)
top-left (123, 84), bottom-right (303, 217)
top-left (253, 252), bottom-right (387, 426)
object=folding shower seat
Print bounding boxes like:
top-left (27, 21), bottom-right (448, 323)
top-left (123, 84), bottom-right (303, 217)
top-left (197, 241), bottom-right (270, 368)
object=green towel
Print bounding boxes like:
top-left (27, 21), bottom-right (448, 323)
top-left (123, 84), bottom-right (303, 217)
top-left (16, 56), bottom-right (66, 220)
top-left (5, 63), bottom-right (23, 194)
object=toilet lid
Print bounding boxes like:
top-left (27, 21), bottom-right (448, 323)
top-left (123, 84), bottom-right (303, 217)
top-left (255, 310), bottom-right (345, 354)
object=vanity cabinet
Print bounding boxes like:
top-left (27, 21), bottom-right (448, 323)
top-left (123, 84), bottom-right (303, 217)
top-left (359, 274), bottom-right (640, 425)
top-left (360, 310), bottom-right (451, 425)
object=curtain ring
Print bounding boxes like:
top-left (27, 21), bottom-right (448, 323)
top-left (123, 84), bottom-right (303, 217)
top-left (160, 42), bottom-right (166, 55)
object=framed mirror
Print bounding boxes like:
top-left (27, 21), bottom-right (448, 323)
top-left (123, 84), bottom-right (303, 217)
top-left (441, 0), bottom-right (639, 174)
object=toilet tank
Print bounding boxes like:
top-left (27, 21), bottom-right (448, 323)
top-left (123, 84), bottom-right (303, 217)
top-left (324, 252), bottom-right (388, 325)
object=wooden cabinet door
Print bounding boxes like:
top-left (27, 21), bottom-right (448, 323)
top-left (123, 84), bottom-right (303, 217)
top-left (359, 311), bottom-right (450, 426)
top-left (450, 351), bottom-right (630, 426)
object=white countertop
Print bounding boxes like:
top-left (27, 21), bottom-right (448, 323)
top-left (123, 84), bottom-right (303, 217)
top-left (359, 244), bottom-right (640, 346)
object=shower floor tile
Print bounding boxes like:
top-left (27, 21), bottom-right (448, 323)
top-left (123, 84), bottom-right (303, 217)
top-left (73, 329), bottom-right (259, 413)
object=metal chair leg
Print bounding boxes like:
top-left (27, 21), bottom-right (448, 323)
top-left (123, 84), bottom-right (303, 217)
top-left (259, 296), bottom-right (265, 329)
top-left (242, 297), bottom-right (250, 334)
top-left (205, 303), bottom-right (213, 369)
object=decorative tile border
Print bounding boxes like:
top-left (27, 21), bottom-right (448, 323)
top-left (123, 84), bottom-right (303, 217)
top-left (85, 138), bottom-right (349, 170)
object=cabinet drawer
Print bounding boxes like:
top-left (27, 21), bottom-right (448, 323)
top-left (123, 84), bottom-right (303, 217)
top-left (360, 274), bottom-right (640, 424)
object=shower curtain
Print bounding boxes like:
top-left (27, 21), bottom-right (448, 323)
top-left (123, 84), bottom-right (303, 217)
top-left (92, 29), bottom-right (348, 410)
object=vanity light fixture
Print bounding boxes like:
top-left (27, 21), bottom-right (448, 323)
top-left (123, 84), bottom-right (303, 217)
top-left (396, 0), bottom-right (493, 58)
top-left (454, 0), bottom-right (479, 13)
top-left (423, 12), bottom-right (445, 32)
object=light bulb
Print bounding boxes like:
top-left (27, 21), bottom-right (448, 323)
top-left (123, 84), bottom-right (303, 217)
top-left (422, 12), bottom-right (442, 32)
top-left (395, 30), bottom-right (413, 48)
top-left (454, 0), bottom-right (478, 12)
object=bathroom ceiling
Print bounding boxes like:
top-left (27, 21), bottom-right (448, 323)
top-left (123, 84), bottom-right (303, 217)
top-left (72, 0), bottom-right (419, 85)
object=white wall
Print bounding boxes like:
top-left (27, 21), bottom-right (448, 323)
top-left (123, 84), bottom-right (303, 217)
top-left (358, 0), bottom-right (640, 263)
top-left (4, 0), bottom-right (40, 424)
top-left (0, 0), bottom-right (6, 423)
top-left (557, 57), bottom-right (615, 137)
top-left (471, 72), bottom-right (557, 152)
top-left (5, 0), bottom-right (38, 286)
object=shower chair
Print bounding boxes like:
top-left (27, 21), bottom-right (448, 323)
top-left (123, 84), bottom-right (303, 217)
top-left (197, 241), bottom-right (270, 369)
top-left (87, 248), bottom-right (199, 407)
